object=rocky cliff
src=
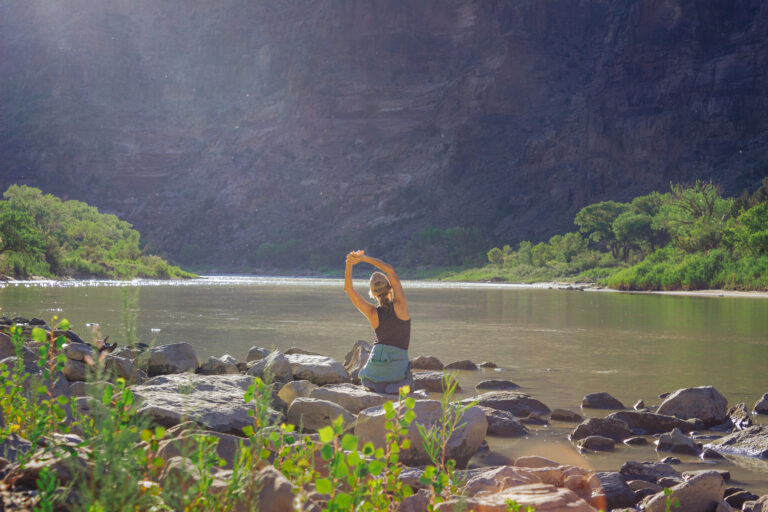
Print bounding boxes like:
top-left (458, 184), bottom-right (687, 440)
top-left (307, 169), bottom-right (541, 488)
top-left (1, 0), bottom-right (767, 268)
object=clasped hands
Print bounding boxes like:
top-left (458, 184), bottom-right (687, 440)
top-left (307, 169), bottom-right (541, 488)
top-left (346, 250), bottom-right (365, 265)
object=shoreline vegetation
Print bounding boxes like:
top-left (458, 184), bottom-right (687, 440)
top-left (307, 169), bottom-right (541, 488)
top-left (0, 185), bottom-right (196, 280)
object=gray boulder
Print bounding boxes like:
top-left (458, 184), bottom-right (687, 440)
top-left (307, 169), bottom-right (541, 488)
top-left (285, 354), bottom-right (348, 385)
top-left (551, 408), bottom-right (583, 423)
top-left (286, 397), bottom-right (355, 433)
top-left (247, 350), bottom-right (292, 383)
top-left (252, 465), bottom-right (295, 512)
top-left (754, 393), bottom-right (768, 415)
top-left (578, 435), bottom-right (615, 452)
top-left (705, 425), bottom-right (768, 459)
top-left (588, 472), bottom-right (636, 510)
top-left (1, 355), bottom-right (70, 397)
top-left (619, 461), bottom-right (681, 484)
top-left (464, 391), bottom-right (550, 417)
top-left (246, 346), bottom-right (270, 363)
top-left (644, 470), bottom-right (725, 512)
top-left (63, 357), bottom-right (89, 381)
top-left (105, 354), bottom-right (140, 382)
top-left (277, 380), bottom-right (317, 406)
top-left (608, 410), bottom-right (697, 435)
top-left (0, 332), bottom-right (14, 360)
top-left (656, 428), bottom-right (701, 456)
top-left (356, 399), bottom-right (486, 468)
top-left (344, 340), bottom-right (372, 383)
top-left (480, 407), bottom-right (528, 437)
top-left (413, 371), bottom-right (460, 393)
top-left (656, 386), bottom-right (728, 426)
top-left (582, 392), bottom-right (624, 409)
top-left (63, 342), bottom-right (93, 362)
top-left (198, 354), bottom-right (239, 375)
top-left (475, 379), bottom-right (519, 391)
top-left (570, 417), bottom-right (632, 442)
top-left (309, 383), bottom-right (392, 414)
top-left (445, 360), bottom-right (478, 370)
top-left (411, 355), bottom-right (444, 370)
top-left (146, 343), bottom-right (200, 376)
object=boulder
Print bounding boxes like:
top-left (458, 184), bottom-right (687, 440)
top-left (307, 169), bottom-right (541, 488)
top-left (746, 496), bottom-right (768, 512)
top-left (570, 417), bottom-right (632, 442)
top-left (634, 399), bottom-right (646, 410)
top-left (246, 346), bottom-right (270, 363)
top-left (287, 397), bottom-right (355, 433)
top-left (619, 461), bottom-right (681, 484)
top-left (285, 354), bottom-right (348, 385)
top-left (588, 472), bottom-right (636, 510)
top-left (105, 354), bottom-right (140, 382)
top-left (577, 436), bottom-right (615, 452)
top-left (247, 350), bottom-right (292, 383)
top-left (343, 340), bottom-right (372, 383)
top-left (0, 332), bottom-right (14, 360)
top-left (157, 430), bottom-right (249, 469)
top-left (277, 380), bottom-right (317, 406)
top-left (725, 490), bottom-right (760, 509)
top-left (132, 373), bottom-right (278, 435)
top-left (475, 379), bottom-right (519, 391)
top-left (159, 456), bottom-right (201, 489)
top-left (413, 371), bottom-right (460, 393)
top-left (355, 399), bottom-right (486, 468)
top-left (0, 433), bottom-right (32, 462)
top-left (624, 436), bottom-right (649, 446)
top-left (705, 425), bottom-right (768, 459)
top-left (480, 407), bottom-right (528, 437)
top-left (7, 449), bottom-right (90, 488)
top-left (146, 343), bottom-right (200, 376)
top-left (656, 428), bottom-right (701, 456)
top-left (644, 470), bottom-right (725, 512)
top-left (728, 403), bottom-right (753, 430)
top-left (701, 447), bottom-right (725, 460)
top-left (656, 386), bottom-right (728, 426)
top-left (411, 355), bottom-right (444, 370)
top-left (0, 355), bottom-right (69, 396)
top-left (520, 412), bottom-right (548, 425)
top-left (607, 410), bottom-right (697, 435)
top-left (253, 465), bottom-right (295, 512)
top-left (309, 383), bottom-right (392, 414)
top-left (513, 455), bottom-right (561, 469)
top-left (198, 354), bottom-right (239, 375)
top-left (436, 483), bottom-right (596, 512)
top-left (754, 393), bottom-right (768, 415)
top-left (581, 392), bottom-right (624, 409)
top-left (69, 381), bottom-right (87, 397)
top-left (284, 347), bottom-right (323, 356)
top-left (63, 342), bottom-right (93, 362)
top-left (478, 361), bottom-right (498, 368)
top-left (445, 360), bottom-right (478, 370)
top-left (63, 357), bottom-right (89, 381)
top-left (551, 409), bottom-right (583, 423)
top-left (110, 346), bottom-right (138, 360)
top-left (465, 391), bottom-right (551, 417)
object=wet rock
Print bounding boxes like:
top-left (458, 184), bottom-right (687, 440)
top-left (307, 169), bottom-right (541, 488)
top-left (356, 399), bottom-right (486, 468)
top-left (582, 392), bottom-right (624, 409)
top-left (475, 379), bottom-right (519, 391)
top-left (465, 391), bottom-right (550, 417)
top-left (705, 425), bottom-right (768, 459)
top-left (343, 340), bottom-right (371, 383)
top-left (725, 489), bottom-right (760, 509)
top-left (285, 354), bottom-right (349, 385)
top-left (754, 393), bottom-right (768, 415)
top-left (246, 350), bottom-right (293, 383)
top-left (477, 361), bottom-right (498, 368)
top-left (577, 435), bottom-right (615, 452)
top-left (728, 402), bottom-right (753, 430)
top-left (644, 470), bottom-right (725, 512)
top-left (570, 417), bottom-right (632, 442)
top-left (619, 461), bottom-right (681, 484)
top-left (146, 342), bottom-right (200, 376)
top-left (198, 354), bottom-right (239, 375)
top-left (520, 412), bottom-right (548, 425)
top-left (445, 360), bottom-right (478, 370)
top-left (246, 346), bottom-right (270, 362)
top-left (656, 386), bottom-right (728, 426)
top-left (551, 408), bottom-right (583, 423)
top-left (63, 342), bottom-right (93, 362)
top-left (309, 383), bottom-right (391, 414)
top-left (588, 471), bottom-right (636, 510)
top-left (701, 447), bottom-right (726, 460)
top-left (277, 380), bottom-right (317, 406)
top-left (480, 407), bottom-right (528, 437)
top-left (437, 483), bottom-right (595, 512)
top-left (657, 428), bottom-right (701, 456)
top-left (608, 410), bottom-right (697, 435)
top-left (411, 355), bottom-right (444, 370)
top-left (413, 371), bottom-right (460, 393)
top-left (624, 436), bottom-right (649, 446)
top-left (287, 397), bottom-right (355, 433)
top-left (133, 373), bottom-right (278, 435)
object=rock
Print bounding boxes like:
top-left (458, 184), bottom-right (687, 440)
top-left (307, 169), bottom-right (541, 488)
top-left (0, 355), bottom-right (69, 396)
top-left (624, 436), bottom-right (649, 446)
top-left (436, 483), bottom-right (596, 512)
top-left (754, 393), bottom-right (768, 415)
top-left (157, 430), bottom-right (249, 469)
top-left (608, 410), bottom-right (697, 435)
top-left (284, 354), bottom-right (348, 385)
top-left (551, 408), bottom-right (582, 423)
top-left (277, 380), bottom-right (317, 406)
top-left (634, 399), bottom-right (645, 410)
top-left (159, 456), bottom-right (201, 488)
top-left (520, 412), bottom-right (548, 425)
top-left (725, 490), bottom-right (760, 509)
top-left (683, 469), bottom-right (729, 483)
top-left (577, 436), bottom-right (615, 452)
top-left (247, 350), bottom-right (293, 383)
top-left (657, 428), bottom-right (701, 455)
top-left (246, 346), bottom-right (270, 362)
top-left (728, 402), bottom-right (753, 430)
top-left (287, 397), bottom-right (355, 433)
top-left (746, 495), bottom-right (768, 512)
top-left (309, 383), bottom-right (391, 414)
top-left (63, 342), bottom-right (93, 362)
top-left (284, 347), bottom-right (323, 356)
top-left (198, 354), bottom-right (239, 375)
top-left (705, 425), bottom-right (768, 459)
top-left (63, 357), bottom-right (89, 381)
top-left (465, 391), bottom-right (551, 417)
top-left (343, 340), bottom-right (371, 383)
top-left (0, 332), bottom-right (15, 360)
top-left (133, 373), bottom-right (279, 435)
top-left (513, 455), bottom-right (560, 468)
top-left (399, 490), bottom-right (430, 512)
top-left (619, 461), bottom-right (681, 484)
top-left (105, 354), bottom-right (140, 382)
top-left (656, 386), bottom-right (728, 426)
top-left (701, 447), bottom-right (726, 460)
top-left (480, 407), bottom-right (528, 437)
top-left (581, 392), bottom-right (624, 409)
top-left (475, 379), bottom-right (519, 391)
top-left (570, 417), bottom-right (632, 442)
top-left (69, 381), bottom-right (87, 396)
top-left (444, 360), bottom-right (478, 370)
top-left (111, 346), bottom-right (138, 360)
top-left (0, 433), bottom-right (32, 462)
top-left (413, 371), bottom-right (460, 393)
top-left (659, 457), bottom-right (682, 466)
top-left (644, 470), bottom-right (725, 512)
top-left (460, 465), bottom-right (541, 496)
top-left (411, 355), bottom-right (444, 370)
top-left (355, 399), bottom-right (486, 468)
top-left (716, 499), bottom-right (736, 512)
top-left (628, 480), bottom-right (663, 493)
top-left (588, 472), bottom-right (636, 510)
top-left (146, 343), bottom-right (200, 376)
top-left (478, 361), bottom-right (498, 368)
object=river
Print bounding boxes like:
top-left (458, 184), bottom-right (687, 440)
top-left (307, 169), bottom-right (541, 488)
top-left (1, 276), bottom-right (767, 493)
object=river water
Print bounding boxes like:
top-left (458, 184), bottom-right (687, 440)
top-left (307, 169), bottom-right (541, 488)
top-left (1, 276), bottom-right (767, 493)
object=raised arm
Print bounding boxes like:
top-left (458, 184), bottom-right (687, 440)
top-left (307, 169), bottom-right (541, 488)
top-left (344, 251), bottom-right (378, 327)
top-left (357, 253), bottom-right (409, 321)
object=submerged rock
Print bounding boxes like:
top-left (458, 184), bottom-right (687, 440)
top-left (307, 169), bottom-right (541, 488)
top-left (480, 407), bottom-right (528, 437)
top-left (608, 410), bottom-right (697, 435)
top-left (551, 408), bottom-right (583, 423)
top-left (754, 393), bottom-right (768, 415)
top-left (475, 379), bottom-right (519, 391)
top-left (411, 355), bottom-right (444, 370)
top-left (146, 342), bottom-right (200, 376)
top-left (570, 417), bottom-right (632, 442)
top-left (728, 402), bottom-right (753, 430)
top-left (413, 371), bottom-right (460, 393)
top-left (656, 386), bottom-right (728, 426)
top-left (581, 392), bottom-right (624, 410)
top-left (445, 360), bottom-right (478, 370)
top-left (577, 436), bottom-right (615, 452)
top-left (656, 428), bottom-right (701, 456)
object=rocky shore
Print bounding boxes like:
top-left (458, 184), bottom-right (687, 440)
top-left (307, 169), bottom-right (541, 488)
top-left (1, 316), bottom-right (768, 511)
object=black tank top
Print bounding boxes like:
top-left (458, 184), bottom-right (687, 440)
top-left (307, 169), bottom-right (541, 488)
top-left (374, 306), bottom-right (411, 350)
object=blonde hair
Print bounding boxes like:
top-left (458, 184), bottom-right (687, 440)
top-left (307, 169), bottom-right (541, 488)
top-left (369, 271), bottom-right (393, 309)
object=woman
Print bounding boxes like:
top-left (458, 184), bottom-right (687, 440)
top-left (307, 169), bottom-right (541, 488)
top-left (344, 250), bottom-right (413, 394)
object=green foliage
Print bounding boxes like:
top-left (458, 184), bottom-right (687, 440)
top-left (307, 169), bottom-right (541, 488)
top-left (574, 200), bottom-right (629, 258)
top-left (0, 185), bottom-right (195, 279)
top-left (487, 247), bottom-right (502, 266)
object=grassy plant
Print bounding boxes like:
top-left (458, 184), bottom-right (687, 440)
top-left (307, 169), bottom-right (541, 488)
top-left (505, 499), bottom-right (535, 512)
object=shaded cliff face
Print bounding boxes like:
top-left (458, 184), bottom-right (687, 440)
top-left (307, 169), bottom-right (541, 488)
top-left (1, 0), bottom-right (767, 268)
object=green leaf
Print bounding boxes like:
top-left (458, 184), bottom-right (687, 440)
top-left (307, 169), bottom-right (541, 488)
top-left (404, 397), bottom-right (415, 409)
top-left (400, 439), bottom-right (411, 450)
top-left (404, 410), bottom-right (416, 423)
top-left (31, 327), bottom-right (47, 344)
top-left (385, 409), bottom-right (396, 420)
top-left (368, 460), bottom-right (384, 475)
top-left (341, 434), bottom-right (358, 452)
top-left (335, 492), bottom-right (351, 508)
top-left (374, 448), bottom-right (384, 459)
top-left (318, 426), bottom-right (334, 444)
top-left (241, 425), bottom-right (254, 437)
top-left (152, 457), bottom-right (164, 468)
top-left (321, 444), bottom-right (334, 461)
top-left (269, 431), bottom-right (281, 444)
top-left (154, 426), bottom-right (166, 439)
top-left (57, 395), bottom-right (69, 405)
top-left (332, 414), bottom-right (345, 432)
top-left (384, 420), bottom-right (394, 431)
top-left (37, 385), bottom-right (48, 395)
top-left (141, 429), bottom-right (153, 443)
top-left (362, 442), bottom-right (375, 456)
top-left (333, 461), bottom-right (349, 479)
top-left (383, 401), bottom-right (394, 413)
top-left (346, 451), bottom-right (361, 467)
top-left (260, 448), bottom-right (271, 459)
top-left (58, 319), bottom-right (70, 331)
top-left (315, 477), bottom-right (333, 495)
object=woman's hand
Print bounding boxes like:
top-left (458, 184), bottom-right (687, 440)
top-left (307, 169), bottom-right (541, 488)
top-left (346, 250), bottom-right (365, 265)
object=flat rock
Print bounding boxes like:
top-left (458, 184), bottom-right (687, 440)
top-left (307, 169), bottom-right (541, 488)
top-left (475, 379), bottom-right (519, 391)
top-left (480, 407), bottom-right (528, 437)
top-left (309, 383), bottom-right (392, 414)
top-left (436, 483), bottom-right (596, 512)
top-left (644, 470), bottom-right (725, 512)
top-left (619, 461), bottom-right (681, 484)
top-left (343, 340), bottom-right (372, 383)
top-left (465, 391), bottom-right (551, 417)
top-left (356, 399), bottom-right (486, 468)
top-left (132, 373), bottom-right (276, 435)
top-left (588, 472), bottom-right (636, 510)
top-left (286, 397), bottom-right (355, 433)
top-left (247, 350), bottom-right (293, 383)
top-left (582, 392), bottom-right (624, 409)
top-left (198, 354), bottom-right (239, 375)
top-left (754, 393), bottom-right (768, 415)
top-left (551, 408), bottom-right (582, 423)
top-left (413, 371), bottom-right (460, 393)
top-left (608, 410), bottom-right (696, 435)
top-left (246, 346), bottom-right (270, 362)
top-left (570, 417), bottom-right (632, 442)
top-left (146, 342), bottom-right (200, 376)
top-left (746, 495), bottom-right (768, 512)
top-left (284, 347), bottom-right (323, 356)
top-left (285, 353), bottom-right (348, 385)
top-left (577, 435), bottom-right (615, 452)
top-left (656, 386), bottom-right (728, 426)
top-left (514, 455), bottom-right (561, 468)
top-left (657, 428), bottom-right (701, 456)
top-left (445, 360), bottom-right (478, 370)
top-left (277, 380), bottom-right (317, 406)
top-left (701, 447), bottom-right (726, 460)
top-left (705, 425), bottom-right (768, 459)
